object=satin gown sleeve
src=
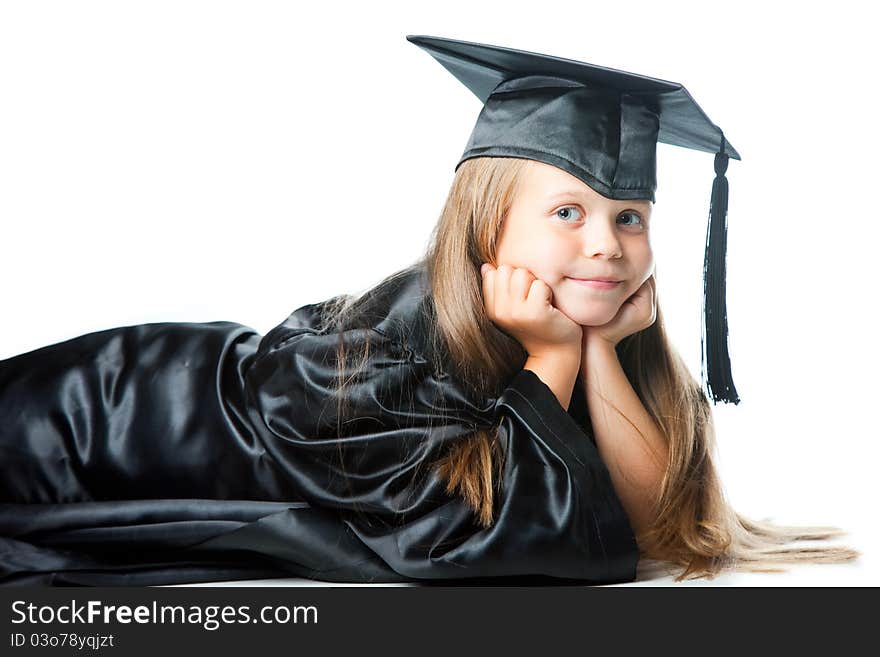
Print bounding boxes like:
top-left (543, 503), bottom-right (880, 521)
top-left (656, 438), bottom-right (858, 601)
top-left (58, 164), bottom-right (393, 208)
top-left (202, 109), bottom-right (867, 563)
top-left (243, 319), bottom-right (640, 583)
top-left (0, 300), bottom-right (639, 585)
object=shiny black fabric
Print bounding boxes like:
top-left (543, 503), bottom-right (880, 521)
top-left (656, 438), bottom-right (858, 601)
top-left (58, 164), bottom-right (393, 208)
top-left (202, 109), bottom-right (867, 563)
top-left (0, 264), bottom-right (640, 586)
top-left (459, 75), bottom-right (661, 201)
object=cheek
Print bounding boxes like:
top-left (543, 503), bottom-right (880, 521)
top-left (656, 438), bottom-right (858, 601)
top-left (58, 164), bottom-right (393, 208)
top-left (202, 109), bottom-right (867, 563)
top-left (623, 264), bottom-right (652, 297)
top-left (499, 233), bottom-right (572, 276)
top-left (623, 245), bottom-right (653, 287)
top-left (531, 235), bottom-right (578, 266)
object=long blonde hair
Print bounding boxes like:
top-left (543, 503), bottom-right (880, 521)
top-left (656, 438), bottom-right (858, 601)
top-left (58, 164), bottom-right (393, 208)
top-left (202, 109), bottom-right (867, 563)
top-left (318, 156), bottom-right (860, 581)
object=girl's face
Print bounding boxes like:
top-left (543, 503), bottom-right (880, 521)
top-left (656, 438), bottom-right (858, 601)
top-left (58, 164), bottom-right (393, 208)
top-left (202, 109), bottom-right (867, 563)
top-left (495, 160), bottom-right (655, 327)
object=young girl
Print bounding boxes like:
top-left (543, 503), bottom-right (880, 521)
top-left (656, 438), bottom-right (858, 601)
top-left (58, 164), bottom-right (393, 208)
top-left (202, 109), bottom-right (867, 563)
top-left (0, 35), bottom-right (859, 586)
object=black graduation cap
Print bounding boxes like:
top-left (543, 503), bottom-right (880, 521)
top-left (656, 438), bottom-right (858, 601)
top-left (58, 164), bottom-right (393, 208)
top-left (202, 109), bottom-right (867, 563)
top-left (407, 34), bottom-right (741, 405)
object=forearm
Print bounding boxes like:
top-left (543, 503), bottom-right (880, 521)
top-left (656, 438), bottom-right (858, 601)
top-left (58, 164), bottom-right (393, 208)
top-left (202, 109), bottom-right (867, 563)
top-left (524, 349), bottom-right (580, 412)
top-left (580, 338), bottom-right (668, 541)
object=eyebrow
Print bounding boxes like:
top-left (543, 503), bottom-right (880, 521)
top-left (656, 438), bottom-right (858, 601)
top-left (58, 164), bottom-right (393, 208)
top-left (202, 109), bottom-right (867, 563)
top-left (545, 189), bottom-right (652, 207)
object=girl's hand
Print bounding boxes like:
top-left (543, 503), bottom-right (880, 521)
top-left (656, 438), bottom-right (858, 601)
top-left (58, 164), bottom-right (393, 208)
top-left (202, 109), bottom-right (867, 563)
top-left (480, 263), bottom-right (582, 359)
top-left (583, 274), bottom-right (657, 348)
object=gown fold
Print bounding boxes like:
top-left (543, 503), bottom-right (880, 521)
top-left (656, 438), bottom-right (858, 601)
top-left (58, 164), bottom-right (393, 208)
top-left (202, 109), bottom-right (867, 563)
top-left (0, 265), bottom-right (639, 585)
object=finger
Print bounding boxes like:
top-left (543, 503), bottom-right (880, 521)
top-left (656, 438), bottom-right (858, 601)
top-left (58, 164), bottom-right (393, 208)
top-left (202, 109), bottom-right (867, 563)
top-left (481, 263), bottom-right (495, 316)
top-left (636, 277), bottom-right (656, 326)
top-left (510, 267), bottom-right (534, 305)
top-left (630, 282), bottom-right (648, 303)
top-left (643, 274), bottom-right (654, 297)
top-left (650, 277), bottom-right (658, 320)
top-left (496, 264), bottom-right (512, 316)
top-left (640, 276), bottom-right (653, 300)
top-left (526, 277), bottom-right (552, 310)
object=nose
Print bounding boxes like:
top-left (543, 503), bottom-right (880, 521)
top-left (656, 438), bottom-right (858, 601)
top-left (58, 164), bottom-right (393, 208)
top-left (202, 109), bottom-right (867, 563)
top-left (581, 214), bottom-right (623, 259)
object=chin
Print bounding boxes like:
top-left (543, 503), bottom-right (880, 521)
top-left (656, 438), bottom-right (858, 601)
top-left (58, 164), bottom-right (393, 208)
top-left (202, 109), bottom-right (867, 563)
top-left (557, 301), bottom-right (619, 327)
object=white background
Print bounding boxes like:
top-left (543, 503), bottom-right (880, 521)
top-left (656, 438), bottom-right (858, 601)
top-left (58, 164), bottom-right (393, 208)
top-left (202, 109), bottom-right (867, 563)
top-left (1, 0), bottom-right (877, 586)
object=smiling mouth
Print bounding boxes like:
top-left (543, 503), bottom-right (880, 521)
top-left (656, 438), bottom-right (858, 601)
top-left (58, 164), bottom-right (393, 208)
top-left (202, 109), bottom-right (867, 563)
top-left (567, 277), bottom-right (622, 289)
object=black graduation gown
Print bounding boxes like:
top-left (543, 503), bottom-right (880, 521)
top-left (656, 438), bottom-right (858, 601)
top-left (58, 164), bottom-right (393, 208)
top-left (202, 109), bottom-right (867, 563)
top-left (0, 264), bottom-right (640, 586)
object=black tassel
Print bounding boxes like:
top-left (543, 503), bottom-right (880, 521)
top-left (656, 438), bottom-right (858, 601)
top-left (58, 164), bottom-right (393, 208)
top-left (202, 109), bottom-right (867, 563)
top-left (701, 135), bottom-right (741, 405)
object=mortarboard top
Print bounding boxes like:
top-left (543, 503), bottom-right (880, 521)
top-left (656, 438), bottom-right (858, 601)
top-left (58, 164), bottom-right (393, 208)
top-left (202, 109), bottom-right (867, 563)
top-left (407, 34), bottom-right (741, 405)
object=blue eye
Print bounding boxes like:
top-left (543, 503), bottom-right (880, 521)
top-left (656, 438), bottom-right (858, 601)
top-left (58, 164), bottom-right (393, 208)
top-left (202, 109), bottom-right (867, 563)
top-left (554, 206), bottom-right (646, 229)
top-left (618, 212), bottom-right (644, 228)
top-left (555, 206), bottom-right (583, 222)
